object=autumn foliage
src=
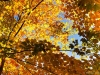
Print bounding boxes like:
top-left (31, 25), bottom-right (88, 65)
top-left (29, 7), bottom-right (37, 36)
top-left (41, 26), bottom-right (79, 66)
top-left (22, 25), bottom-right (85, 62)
top-left (0, 0), bottom-right (100, 75)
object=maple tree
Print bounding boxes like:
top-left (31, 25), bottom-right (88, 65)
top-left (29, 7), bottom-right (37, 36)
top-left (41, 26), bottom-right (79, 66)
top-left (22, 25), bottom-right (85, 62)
top-left (0, 0), bottom-right (100, 75)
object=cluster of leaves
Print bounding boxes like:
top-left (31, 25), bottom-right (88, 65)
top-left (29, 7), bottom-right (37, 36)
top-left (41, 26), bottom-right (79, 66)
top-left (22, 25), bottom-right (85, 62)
top-left (61, 0), bottom-right (100, 53)
top-left (2, 49), bottom-right (88, 75)
top-left (69, 39), bottom-right (91, 56)
top-left (77, 0), bottom-right (100, 11)
top-left (17, 38), bottom-right (60, 55)
top-left (0, 38), bottom-right (88, 75)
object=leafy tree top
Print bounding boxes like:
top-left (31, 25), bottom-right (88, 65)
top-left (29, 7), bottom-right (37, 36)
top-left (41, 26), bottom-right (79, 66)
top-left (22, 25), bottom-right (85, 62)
top-left (0, 0), bottom-right (100, 75)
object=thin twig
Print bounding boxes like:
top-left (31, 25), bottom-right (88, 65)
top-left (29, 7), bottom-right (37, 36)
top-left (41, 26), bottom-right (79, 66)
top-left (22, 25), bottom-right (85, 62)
top-left (14, 20), bottom-right (25, 37)
top-left (0, 46), bottom-right (72, 54)
top-left (4, 49), bottom-right (72, 55)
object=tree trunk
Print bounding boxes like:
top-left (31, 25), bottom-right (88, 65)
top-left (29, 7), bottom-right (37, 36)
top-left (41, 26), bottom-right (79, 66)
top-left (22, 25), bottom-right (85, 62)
top-left (0, 57), bottom-right (5, 75)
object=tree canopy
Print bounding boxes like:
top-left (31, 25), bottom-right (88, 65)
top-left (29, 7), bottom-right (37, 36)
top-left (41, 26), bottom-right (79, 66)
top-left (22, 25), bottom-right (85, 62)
top-left (0, 0), bottom-right (100, 75)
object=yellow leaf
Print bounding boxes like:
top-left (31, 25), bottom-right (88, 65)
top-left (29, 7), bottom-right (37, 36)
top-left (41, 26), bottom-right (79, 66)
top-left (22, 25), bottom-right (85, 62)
top-left (5, 5), bottom-right (11, 10)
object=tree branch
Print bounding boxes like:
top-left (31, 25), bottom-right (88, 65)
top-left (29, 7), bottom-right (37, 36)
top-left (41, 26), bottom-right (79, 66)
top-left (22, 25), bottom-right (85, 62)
top-left (7, 3), bottom-right (25, 41)
top-left (0, 46), bottom-right (72, 55)
top-left (60, 50), bottom-right (72, 51)
top-left (16, 59), bottom-right (34, 75)
top-left (7, 22), bottom-right (19, 41)
top-left (14, 20), bottom-right (25, 37)
top-left (0, 57), bottom-right (5, 75)
top-left (23, 65), bottom-right (34, 75)
top-left (4, 49), bottom-right (72, 55)
top-left (14, 58), bottom-right (58, 75)
top-left (14, 0), bottom-right (44, 37)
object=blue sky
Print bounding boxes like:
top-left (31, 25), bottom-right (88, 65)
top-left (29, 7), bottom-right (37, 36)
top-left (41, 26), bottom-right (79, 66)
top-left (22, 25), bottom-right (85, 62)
top-left (58, 11), bottom-right (83, 58)
top-left (68, 34), bottom-right (83, 58)
top-left (68, 34), bottom-right (82, 45)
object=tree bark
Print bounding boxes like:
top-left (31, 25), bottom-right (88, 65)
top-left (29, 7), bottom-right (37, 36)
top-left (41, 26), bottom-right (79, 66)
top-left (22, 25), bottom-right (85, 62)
top-left (0, 57), bottom-right (5, 75)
